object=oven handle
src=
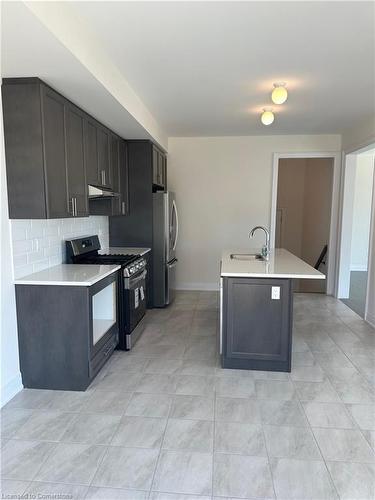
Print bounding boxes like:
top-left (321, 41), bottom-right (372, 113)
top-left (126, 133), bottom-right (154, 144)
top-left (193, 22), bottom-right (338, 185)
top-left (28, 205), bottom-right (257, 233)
top-left (125, 270), bottom-right (147, 288)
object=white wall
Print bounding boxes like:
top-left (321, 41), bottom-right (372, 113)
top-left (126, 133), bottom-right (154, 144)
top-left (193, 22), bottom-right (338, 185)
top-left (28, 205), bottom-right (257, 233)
top-left (168, 135), bottom-right (341, 290)
top-left (11, 218), bottom-right (109, 279)
top-left (350, 154), bottom-right (374, 271)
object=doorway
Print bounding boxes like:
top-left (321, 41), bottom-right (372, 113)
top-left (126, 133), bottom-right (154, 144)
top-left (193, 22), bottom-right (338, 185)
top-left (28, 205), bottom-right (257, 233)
top-left (273, 157), bottom-right (334, 293)
top-left (338, 145), bottom-right (375, 318)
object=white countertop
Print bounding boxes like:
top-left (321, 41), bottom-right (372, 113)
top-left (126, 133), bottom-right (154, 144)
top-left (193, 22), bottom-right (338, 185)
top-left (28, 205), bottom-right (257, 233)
top-left (221, 248), bottom-right (325, 279)
top-left (99, 247), bottom-right (151, 256)
top-left (14, 264), bottom-right (121, 286)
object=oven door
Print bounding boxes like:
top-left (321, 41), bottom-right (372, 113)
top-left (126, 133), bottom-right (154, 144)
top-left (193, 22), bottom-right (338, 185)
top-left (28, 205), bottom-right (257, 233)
top-left (124, 270), bottom-right (147, 334)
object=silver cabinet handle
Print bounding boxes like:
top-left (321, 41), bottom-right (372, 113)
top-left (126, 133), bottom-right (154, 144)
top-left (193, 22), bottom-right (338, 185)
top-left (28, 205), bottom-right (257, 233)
top-left (69, 197), bottom-right (74, 216)
top-left (103, 170), bottom-right (106, 186)
top-left (74, 197), bottom-right (77, 217)
top-left (122, 201), bottom-right (126, 215)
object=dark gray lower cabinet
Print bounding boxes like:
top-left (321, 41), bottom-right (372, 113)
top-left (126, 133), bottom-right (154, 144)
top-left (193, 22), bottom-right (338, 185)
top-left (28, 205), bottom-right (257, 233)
top-left (15, 273), bottom-right (119, 391)
top-left (222, 277), bottom-right (292, 372)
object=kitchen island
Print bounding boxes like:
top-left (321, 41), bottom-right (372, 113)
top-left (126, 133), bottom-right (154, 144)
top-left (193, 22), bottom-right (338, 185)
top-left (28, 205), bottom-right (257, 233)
top-left (220, 249), bottom-right (325, 372)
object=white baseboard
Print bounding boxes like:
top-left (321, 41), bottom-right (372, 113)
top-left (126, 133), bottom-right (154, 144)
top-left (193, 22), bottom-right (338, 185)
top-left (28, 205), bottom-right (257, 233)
top-left (176, 282), bottom-right (220, 291)
top-left (350, 265), bottom-right (367, 272)
top-left (1, 373), bottom-right (23, 408)
top-left (365, 313), bottom-right (375, 328)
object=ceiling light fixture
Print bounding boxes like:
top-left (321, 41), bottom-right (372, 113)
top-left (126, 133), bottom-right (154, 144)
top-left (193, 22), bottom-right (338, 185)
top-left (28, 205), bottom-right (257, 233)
top-left (261, 108), bottom-right (274, 126)
top-left (271, 82), bottom-right (288, 104)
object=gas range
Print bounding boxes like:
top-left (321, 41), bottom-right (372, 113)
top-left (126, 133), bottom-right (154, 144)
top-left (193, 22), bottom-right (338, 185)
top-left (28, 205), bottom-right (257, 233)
top-left (66, 236), bottom-right (147, 277)
top-left (65, 235), bottom-right (148, 350)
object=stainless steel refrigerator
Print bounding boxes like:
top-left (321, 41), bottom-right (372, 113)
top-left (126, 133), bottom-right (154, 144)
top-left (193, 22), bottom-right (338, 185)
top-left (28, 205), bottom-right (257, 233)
top-left (152, 191), bottom-right (179, 307)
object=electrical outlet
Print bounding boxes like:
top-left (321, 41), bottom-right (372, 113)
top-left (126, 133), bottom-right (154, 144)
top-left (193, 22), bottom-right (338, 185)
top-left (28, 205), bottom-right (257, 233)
top-left (271, 286), bottom-right (280, 300)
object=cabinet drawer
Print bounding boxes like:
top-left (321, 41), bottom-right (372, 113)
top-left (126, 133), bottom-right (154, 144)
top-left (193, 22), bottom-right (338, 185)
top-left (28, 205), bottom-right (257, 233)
top-left (89, 331), bottom-right (118, 380)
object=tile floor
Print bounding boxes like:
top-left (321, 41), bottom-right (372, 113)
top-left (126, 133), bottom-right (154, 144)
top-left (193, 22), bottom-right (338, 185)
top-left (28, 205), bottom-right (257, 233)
top-left (1, 291), bottom-right (375, 499)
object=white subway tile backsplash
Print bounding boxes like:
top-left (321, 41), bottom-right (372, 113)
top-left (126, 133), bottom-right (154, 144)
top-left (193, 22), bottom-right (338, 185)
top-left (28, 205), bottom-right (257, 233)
top-left (10, 216), bottom-right (109, 279)
top-left (27, 249), bottom-right (45, 264)
top-left (12, 239), bottom-right (33, 256)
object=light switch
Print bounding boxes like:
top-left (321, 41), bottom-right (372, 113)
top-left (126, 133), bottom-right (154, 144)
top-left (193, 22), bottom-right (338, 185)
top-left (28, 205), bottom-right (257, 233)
top-left (271, 286), bottom-right (280, 300)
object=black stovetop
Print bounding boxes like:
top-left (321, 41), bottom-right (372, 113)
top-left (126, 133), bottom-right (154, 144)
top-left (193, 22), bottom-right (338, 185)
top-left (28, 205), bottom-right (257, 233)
top-left (75, 253), bottom-right (139, 266)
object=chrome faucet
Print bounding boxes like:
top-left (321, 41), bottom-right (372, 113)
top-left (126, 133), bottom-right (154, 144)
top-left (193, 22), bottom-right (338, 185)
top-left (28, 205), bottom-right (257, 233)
top-left (249, 226), bottom-right (270, 260)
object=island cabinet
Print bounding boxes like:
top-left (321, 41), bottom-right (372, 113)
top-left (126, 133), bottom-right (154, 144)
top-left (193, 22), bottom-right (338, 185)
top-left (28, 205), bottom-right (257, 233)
top-left (15, 271), bottom-right (119, 391)
top-left (221, 277), bottom-right (293, 372)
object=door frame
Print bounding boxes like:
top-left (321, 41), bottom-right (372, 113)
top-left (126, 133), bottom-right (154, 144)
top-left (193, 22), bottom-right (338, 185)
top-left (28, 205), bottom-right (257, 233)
top-left (337, 142), bottom-right (375, 322)
top-left (270, 151), bottom-right (341, 296)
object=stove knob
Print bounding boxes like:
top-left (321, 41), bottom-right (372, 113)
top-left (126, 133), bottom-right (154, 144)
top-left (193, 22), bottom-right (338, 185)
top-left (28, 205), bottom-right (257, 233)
top-left (130, 266), bottom-right (135, 274)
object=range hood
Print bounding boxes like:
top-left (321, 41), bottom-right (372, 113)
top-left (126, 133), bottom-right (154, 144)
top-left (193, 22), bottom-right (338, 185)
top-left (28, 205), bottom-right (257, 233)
top-left (88, 185), bottom-right (118, 199)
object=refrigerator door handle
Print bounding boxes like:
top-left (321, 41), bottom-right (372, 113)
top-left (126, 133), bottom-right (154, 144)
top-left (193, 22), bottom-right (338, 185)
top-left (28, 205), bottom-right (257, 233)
top-left (172, 199), bottom-right (179, 251)
top-left (167, 258), bottom-right (178, 268)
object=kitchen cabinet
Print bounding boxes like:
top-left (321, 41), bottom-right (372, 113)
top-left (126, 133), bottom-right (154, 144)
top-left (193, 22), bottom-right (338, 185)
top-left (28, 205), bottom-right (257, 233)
top-left (84, 116), bottom-right (99, 186)
top-left (109, 140), bottom-right (168, 307)
top-left (2, 77), bottom-right (127, 219)
top-left (84, 119), bottom-right (112, 190)
top-left (152, 144), bottom-right (167, 190)
top-left (65, 103), bottom-right (88, 217)
top-left (97, 125), bottom-right (112, 189)
top-left (90, 137), bottom-right (129, 216)
top-left (221, 277), bottom-right (292, 372)
top-left (15, 270), bottom-right (119, 391)
top-left (2, 79), bottom-right (69, 218)
top-left (116, 139), bottom-right (129, 215)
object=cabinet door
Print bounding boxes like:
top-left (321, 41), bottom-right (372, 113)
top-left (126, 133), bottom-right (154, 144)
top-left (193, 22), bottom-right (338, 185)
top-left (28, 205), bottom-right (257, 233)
top-left (152, 145), bottom-right (159, 185)
top-left (110, 134), bottom-right (120, 194)
top-left (41, 85), bottom-right (69, 218)
top-left (65, 104), bottom-right (88, 217)
top-left (157, 151), bottom-right (163, 186)
top-left (97, 126), bottom-right (111, 188)
top-left (119, 140), bottom-right (129, 215)
top-left (160, 152), bottom-right (167, 189)
top-left (225, 278), bottom-right (291, 364)
top-left (84, 117), bottom-right (99, 186)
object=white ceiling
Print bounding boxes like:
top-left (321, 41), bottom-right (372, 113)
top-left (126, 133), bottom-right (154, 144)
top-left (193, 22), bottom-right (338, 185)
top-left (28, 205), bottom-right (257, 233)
top-left (2, 1), bottom-right (375, 138)
top-left (71, 1), bottom-right (375, 136)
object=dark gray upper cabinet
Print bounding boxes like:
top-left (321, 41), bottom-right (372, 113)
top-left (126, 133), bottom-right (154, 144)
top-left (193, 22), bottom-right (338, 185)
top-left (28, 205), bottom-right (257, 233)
top-left (84, 117), bottom-right (113, 191)
top-left (118, 139), bottom-right (129, 215)
top-left (84, 116), bottom-right (99, 186)
top-left (152, 144), bottom-right (167, 190)
top-left (90, 136), bottom-right (129, 217)
top-left (112, 138), bottom-right (129, 216)
top-left (65, 103), bottom-right (88, 217)
top-left (2, 77), bottom-right (129, 219)
top-left (97, 125), bottom-right (112, 189)
top-left (110, 133), bottom-right (120, 194)
top-left (2, 78), bottom-right (70, 218)
top-left (40, 85), bottom-right (70, 218)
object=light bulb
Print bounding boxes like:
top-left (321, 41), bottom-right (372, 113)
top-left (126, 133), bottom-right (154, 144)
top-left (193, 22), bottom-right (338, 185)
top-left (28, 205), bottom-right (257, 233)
top-left (261, 109), bottom-right (274, 125)
top-left (271, 83), bottom-right (288, 104)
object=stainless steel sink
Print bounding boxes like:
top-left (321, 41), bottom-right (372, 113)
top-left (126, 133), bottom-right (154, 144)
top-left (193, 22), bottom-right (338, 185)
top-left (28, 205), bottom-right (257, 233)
top-left (230, 253), bottom-right (264, 261)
